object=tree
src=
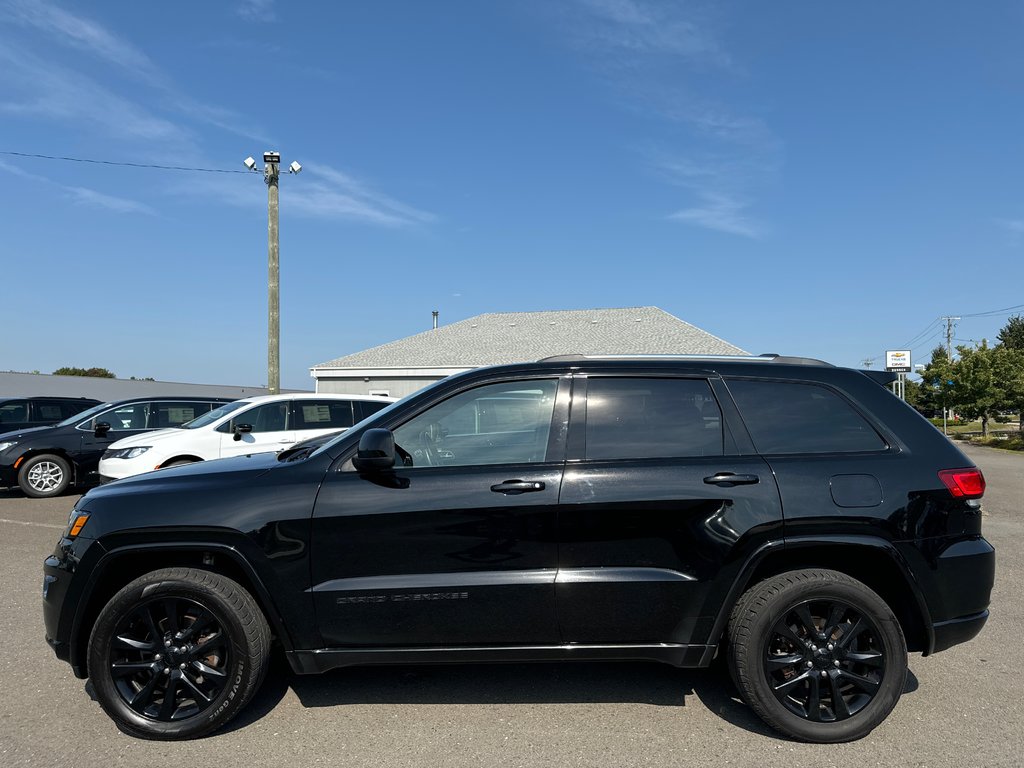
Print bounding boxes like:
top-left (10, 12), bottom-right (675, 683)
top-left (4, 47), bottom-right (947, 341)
top-left (947, 343), bottom-right (999, 436)
top-left (52, 366), bottom-right (116, 378)
top-left (919, 345), bottom-right (955, 421)
top-left (993, 345), bottom-right (1024, 432)
top-left (997, 314), bottom-right (1024, 351)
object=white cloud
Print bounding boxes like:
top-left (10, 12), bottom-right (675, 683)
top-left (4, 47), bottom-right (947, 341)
top-left (65, 186), bottom-right (156, 215)
top-left (0, 157), bottom-right (155, 215)
top-left (0, 0), bottom-right (270, 143)
top-left (998, 218), bottom-right (1024, 234)
top-left (236, 0), bottom-right (277, 23)
top-left (4, 0), bottom-right (161, 80)
top-left (182, 163), bottom-right (435, 227)
top-left (0, 45), bottom-right (189, 144)
top-left (668, 192), bottom-right (763, 239)
top-left (574, 0), bottom-right (731, 67)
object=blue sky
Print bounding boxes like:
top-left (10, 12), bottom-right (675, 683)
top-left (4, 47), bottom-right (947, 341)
top-left (2, 0), bottom-right (1023, 389)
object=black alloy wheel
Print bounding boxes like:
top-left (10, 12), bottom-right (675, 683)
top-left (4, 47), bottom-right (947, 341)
top-left (764, 599), bottom-right (886, 722)
top-left (107, 597), bottom-right (231, 722)
top-left (727, 569), bottom-right (907, 743)
top-left (88, 568), bottom-right (270, 740)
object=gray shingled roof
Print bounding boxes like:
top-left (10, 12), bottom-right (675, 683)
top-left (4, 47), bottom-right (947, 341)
top-left (313, 307), bottom-right (747, 369)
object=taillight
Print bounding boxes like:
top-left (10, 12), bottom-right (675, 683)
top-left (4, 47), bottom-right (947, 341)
top-left (938, 468), bottom-right (986, 499)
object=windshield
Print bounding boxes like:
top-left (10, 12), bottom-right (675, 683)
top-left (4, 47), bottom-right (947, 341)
top-left (178, 400), bottom-right (248, 429)
top-left (59, 402), bottom-right (114, 427)
top-left (309, 396), bottom-right (409, 458)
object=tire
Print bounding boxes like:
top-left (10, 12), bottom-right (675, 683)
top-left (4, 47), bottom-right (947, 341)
top-left (727, 569), bottom-right (907, 743)
top-left (18, 454), bottom-right (72, 498)
top-left (87, 567), bottom-right (271, 740)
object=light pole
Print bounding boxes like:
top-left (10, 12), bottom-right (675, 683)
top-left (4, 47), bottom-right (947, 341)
top-left (245, 153), bottom-right (301, 394)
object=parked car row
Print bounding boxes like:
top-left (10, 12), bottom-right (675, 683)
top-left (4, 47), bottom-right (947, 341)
top-left (0, 393), bottom-right (395, 498)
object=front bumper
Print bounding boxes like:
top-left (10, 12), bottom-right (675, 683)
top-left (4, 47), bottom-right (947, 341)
top-left (0, 462), bottom-right (19, 487)
top-left (43, 537), bottom-right (102, 679)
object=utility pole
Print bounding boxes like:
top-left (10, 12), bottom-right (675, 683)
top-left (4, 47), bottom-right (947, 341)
top-left (266, 153), bottom-right (280, 394)
top-left (940, 315), bottom-right (960, 436)
top-left (245, 153), bottom-right (302, 395)
top-left (942, 316), bottom-right (960, 361)
top-left (861, 358), bottom-right (874, 369)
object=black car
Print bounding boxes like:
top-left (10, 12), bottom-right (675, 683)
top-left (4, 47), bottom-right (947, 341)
top-left (0, 396), bottom-right (101, 432)
top-left (1, 396), bottom-right (232, 497)
top-left (42, 355), bottom-right (994, 743)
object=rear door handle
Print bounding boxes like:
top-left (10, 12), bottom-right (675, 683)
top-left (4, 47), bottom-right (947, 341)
top-left (703, 473), bottom-right (759, 486)
top-left (491, 480), bottom-right (546, 495)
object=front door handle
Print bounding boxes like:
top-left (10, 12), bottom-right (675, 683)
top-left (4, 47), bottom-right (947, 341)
top-left (491, 480), bottom-right (546, 495)
top-left (703, 472), bottom-right (760, 486)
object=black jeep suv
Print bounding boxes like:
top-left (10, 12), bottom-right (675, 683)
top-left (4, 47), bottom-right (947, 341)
top-left (42, 355), bottom-right (994, 742)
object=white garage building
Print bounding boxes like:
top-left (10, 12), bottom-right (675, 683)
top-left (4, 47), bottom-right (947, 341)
top-left (310, 306), bottom-right (747, 399)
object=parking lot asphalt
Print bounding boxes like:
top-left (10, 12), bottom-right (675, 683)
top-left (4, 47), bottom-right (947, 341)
top-left (1, 443), bottom-right (1021, 768)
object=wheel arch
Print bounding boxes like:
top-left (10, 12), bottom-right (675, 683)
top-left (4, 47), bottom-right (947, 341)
top-left (158, 455), bottom-right (205, 468)
top-left (710, 536), bottom-right (933, 655)
top-left (16, 448), bottom-right (79, 483)
top-left (68, 542), bottom-right (294, 675)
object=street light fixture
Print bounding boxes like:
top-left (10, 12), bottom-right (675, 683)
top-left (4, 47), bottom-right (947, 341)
top-left (244, 151), bottom-right (301, 395)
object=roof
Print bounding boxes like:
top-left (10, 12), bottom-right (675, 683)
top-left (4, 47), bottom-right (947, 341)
top-left (313, 307), bottom-right (747, 370)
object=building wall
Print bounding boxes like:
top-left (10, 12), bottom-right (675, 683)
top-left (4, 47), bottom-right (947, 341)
top-left (315, 376), bottom-right (444, 399)
top-left (0, 372), bottom-right (309, 402)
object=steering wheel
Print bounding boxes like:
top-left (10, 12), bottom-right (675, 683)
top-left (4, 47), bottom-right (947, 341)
top-left (417, 430), bottom-right (438, 467)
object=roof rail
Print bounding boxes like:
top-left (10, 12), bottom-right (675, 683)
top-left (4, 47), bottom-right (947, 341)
top-left (537, 353), bottom-right (832, 366)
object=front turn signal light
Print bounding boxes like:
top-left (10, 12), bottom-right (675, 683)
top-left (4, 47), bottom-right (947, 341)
top-left (68, 513), bottom-right (90, 538)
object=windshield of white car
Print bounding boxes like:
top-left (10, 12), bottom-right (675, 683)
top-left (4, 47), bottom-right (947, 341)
top-left (58, 402), bottom-right (114, 427)
top-left (178, 401), bottom-right (248, 429)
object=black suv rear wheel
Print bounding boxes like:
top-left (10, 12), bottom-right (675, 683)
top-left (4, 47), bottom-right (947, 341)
top-left (87, 568), bottom-right (270, 740)
top-left (727, 569), bottom-right (907, 742)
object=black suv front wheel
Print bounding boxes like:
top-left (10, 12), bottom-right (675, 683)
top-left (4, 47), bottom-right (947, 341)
top-left (87, 568), bottom-right (270, 740)
top-left (727, 569), bottom-right (907, 743)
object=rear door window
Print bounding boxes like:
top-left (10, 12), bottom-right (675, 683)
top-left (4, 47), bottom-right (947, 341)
top-left (0, 401), bottom-right (28, 425)
top-left (292, 400), bottom-right (356, 431)
top-left (31, 400), bottom-right (65, 422)
top-left (584, 378), bottom-right (723, 460)
top-left (726, 379), bottom-right (886, 454)
top-left (152, 401), bottom-right (206, 428)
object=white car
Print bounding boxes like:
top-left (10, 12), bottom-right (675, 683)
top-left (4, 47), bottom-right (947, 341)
top-left (98, 393), bottom-right (396, 482)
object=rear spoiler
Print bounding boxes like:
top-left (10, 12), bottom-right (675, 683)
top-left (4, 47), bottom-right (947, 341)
top-left (860, 369), bottom-right (899, 387)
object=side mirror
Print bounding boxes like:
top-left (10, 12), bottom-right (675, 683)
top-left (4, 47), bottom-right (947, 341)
top-left (352, 428), bottom-right (396, 472)
top-left (233, 423), bottom-right (253, 442)
top-left (94, 422), bottom-right (112, 437)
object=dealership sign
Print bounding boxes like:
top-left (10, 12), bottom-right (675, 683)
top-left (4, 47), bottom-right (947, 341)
top-left (886, 350), bottom-right (912, 372)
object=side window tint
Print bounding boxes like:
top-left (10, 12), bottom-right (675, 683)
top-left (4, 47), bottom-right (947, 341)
top-left (727, 379), bottom-right (886, 454)
top-left (294, 400), bottom-right (355, 431)
top-left (0, 401), bottom-right (28, 424)
top-left (153, 402), bottom-right (203, 428)
top-left (60, 401), bottom-right (88, 419)
top-left (355, 399), bottom-right (391, 422)
top-left (231, 402), bottom-right (289, 433)
top-left (393, 380), bottom-right (558, 467)
top-left (585, 378), bottom-right (723, 460)
top-left (32, 401), bottom-right (64, 421)
top-left (101, 404), bottom-right (150, 432)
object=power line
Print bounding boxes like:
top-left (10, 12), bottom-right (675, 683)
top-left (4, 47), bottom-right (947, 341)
top-left (961, 302), bottom-right (1024, 318)
top-left (0, 150), bottom-right (248, 174)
